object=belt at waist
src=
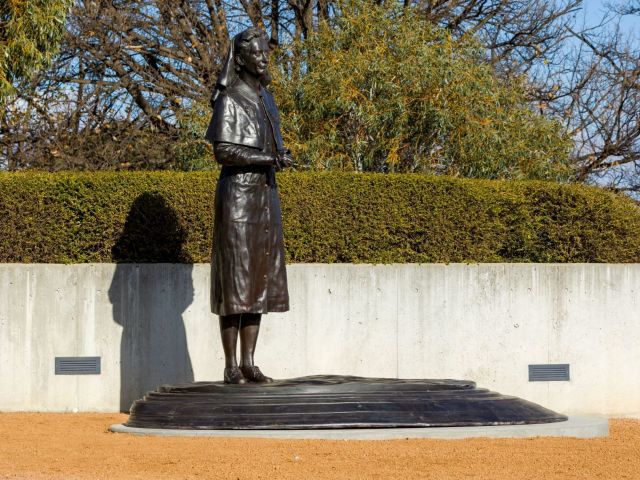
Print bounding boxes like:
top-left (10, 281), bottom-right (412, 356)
top-left (220, 165), bottom-right (276, 186)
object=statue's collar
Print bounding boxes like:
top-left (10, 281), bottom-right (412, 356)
top-left (232, 78), bottom-right (265, 103)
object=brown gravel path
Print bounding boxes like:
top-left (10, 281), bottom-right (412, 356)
top-left (0, 414), bottom-right (637, 479)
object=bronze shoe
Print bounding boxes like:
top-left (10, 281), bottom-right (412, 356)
top-left (224, 367), bottom-right (247, 384)
top-left (240, 365), bottom-right (273, 383)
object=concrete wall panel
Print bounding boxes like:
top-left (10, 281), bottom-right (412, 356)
top-left (0, 263), bottom-right (638, 416)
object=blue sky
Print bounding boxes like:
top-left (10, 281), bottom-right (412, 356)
top-left (581, 0), bottom-right (638, 38)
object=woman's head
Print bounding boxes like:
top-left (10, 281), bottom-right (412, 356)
top-left (233, 28), bottom-right (270, 77)
top-left (211, 28), bottom-right (271, 105)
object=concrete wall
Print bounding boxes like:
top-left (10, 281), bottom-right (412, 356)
top-left (0, 263), bottom-right (638, 416)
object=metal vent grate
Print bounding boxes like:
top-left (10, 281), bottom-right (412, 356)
top-left (528, 364), bottom-right (570, 382)
top-left (55, 357), bottom-right (101, 375)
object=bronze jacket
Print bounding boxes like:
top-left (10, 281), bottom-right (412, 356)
top-left (207, 81), bottom-right (289, 316)
top-left (206, 82), bottom-right (284, 152)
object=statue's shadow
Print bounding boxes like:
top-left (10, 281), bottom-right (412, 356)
top-left (108, 193), bottom-right (194, 412)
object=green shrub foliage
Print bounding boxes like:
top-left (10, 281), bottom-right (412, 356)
top-left (1, 171), bottom-right (639, 263)
top-left (270, 0), bottom-right (572, 178)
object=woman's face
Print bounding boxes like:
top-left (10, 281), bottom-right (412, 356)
top-left (238, 37), bottom-right (270, 78)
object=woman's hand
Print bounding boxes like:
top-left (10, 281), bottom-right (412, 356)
top-left (276, 150), bottom-right (295, 170)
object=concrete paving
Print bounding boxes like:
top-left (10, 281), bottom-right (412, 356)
top-left (109, 416), bottom-right (608, 440)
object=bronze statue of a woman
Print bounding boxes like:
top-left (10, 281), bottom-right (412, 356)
top-left (205, 28), bottom-right (293, 384)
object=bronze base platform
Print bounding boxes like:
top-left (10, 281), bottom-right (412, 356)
top-left (125, 375), bottom-right (567, 430)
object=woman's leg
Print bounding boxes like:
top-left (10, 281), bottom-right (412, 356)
top-left (239, 313), bottom-right (261, 367)
top-left (240, 313), bottom-right (272, 382)
top-left (219, 314), bottom-right (241, 367)
top-left (219, 314), bottom-right (246, 384)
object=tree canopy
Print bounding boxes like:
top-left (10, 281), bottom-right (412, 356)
top-left (0, 0), bottom-right (70, 98)
top-left (0, 0), bottom-right (637, 191)
top-left (271, 1), bottom-right (572, 179)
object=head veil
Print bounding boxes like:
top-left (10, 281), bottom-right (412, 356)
top-left (209, 29), bottom-right (272, 108)
top-left (210, 37), bottom-right (238, 108)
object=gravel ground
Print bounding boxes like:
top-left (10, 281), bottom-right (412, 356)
top-left (0, 414), bottom-right (638, 479)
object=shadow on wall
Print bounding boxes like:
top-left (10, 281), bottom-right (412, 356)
top-left (108, 192), bottom-right (194, 412)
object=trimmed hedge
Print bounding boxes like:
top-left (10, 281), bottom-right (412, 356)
top-left (1, 171), bottom-right (639, 263)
